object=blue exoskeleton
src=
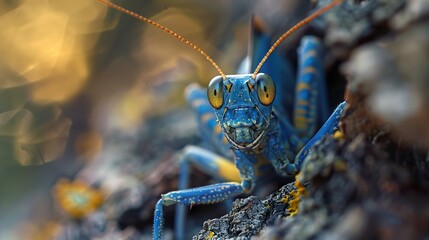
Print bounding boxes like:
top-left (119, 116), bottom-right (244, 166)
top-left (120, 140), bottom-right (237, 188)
top-left (96, 0), bottom-right (345, 239)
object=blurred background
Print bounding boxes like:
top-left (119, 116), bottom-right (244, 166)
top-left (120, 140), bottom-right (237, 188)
top-left (0, 0), bottom-right (315, 239)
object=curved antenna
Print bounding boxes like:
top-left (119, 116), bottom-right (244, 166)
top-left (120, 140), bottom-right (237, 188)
top-left (96, 0), bottom-right (227, 79)
top-left (252, 0), bottom-right (343, 79)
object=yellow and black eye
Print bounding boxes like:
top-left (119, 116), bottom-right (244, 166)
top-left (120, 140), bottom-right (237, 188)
top-left (256, 73), bottom-right (275, 106)
top-left (207, 75), bottom-right (224, 109)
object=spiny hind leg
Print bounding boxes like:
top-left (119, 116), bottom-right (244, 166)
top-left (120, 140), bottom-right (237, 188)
top-left (174, 145), bottom-right (241, 240)
top-left (293, 36), bottom-right (329, 141)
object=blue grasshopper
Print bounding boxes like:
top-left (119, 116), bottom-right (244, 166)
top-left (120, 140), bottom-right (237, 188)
top-left (96, 0), bottom-right (345, 239)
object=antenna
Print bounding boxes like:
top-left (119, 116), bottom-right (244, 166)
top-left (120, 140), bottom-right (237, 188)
top-left (96, 0), bottom-right (227, 79)
top-left (252, 0), bottom-right (343, 79)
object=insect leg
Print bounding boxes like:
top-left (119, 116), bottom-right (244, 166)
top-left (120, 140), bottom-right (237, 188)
top-left (174, 145), bottom-right (240, 240)
top-left (294, 101), bottom-right (346, 169)
top-left (186, 84), bottom-right (232, 157)
top-left (293, 36), bottom-right (329, 140)
top-left (154, 179), bottom-right (252, 240)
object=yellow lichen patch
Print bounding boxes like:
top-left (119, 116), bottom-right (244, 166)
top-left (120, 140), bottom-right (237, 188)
top-left (294, 173), bottom-right (308, 197)
top-left (206, 231), bottom-right (215, 239)
top-left (280, 195), bottom-right (289, 204)
top-left (287, 173), bottom-right (308, 217)
top-left (333, 130), bottom-right (346, 141)
top-left (53, 178), bottom-right (104, 219)
top-left (287, 190), bottom-right (300, 217)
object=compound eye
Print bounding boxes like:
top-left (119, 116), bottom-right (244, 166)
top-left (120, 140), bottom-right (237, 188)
top-left (256, 73), bottom-right (275, 106)
top-left (207, 75), bottom-right (224, 109)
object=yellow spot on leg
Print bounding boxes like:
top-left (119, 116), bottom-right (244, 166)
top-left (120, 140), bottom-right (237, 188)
top-left (201, 113), bottom-right (214, 124)
top-left (215, 157), bottom-right (241, 182)
top-left (214, 124), bottom-right (222, 135)
top-left (304, 50), bottom-right (317, 59)
top-left (295, 108), bottom-right (308, 115)
top-left (297, 82), bottom-right (311, 91)
top-left (191, 99), bottom-right (206, 108)
top-left (303, 66), bottom-right (317, 74)
top-left (294, 116), bottom-right (311, 125)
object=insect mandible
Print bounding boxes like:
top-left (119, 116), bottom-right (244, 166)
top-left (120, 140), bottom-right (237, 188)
top-left (96, 0), bottom-right (346, 239)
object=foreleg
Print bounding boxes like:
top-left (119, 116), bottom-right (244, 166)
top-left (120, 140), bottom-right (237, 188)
top-left (173, 145), bottom-right (241, 240)
top-left (154, 180), bottom-right (252, 240)
top-left (294, 101), bottom-right (346, 169)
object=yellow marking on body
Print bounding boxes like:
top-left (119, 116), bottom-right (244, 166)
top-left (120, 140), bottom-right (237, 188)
top-left (215, 157), bottom-right (241, 182)
top-left (222, 137), bottom-right (229, 144)
top-left (303, 66), bottom-right (317, 74)
top-left (191, 99), bottom-right (206, 108)
top-left (297, 82), bottom-right (311, 91)
top-left (304, 50), bottom-right (317, 58)
top-left (214, 125), bottom-right (222, 135)
top-left (201, 113), bottom-right (214, 124)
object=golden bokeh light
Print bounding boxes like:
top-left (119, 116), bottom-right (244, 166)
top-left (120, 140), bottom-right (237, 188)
top-left (0, 0), bottom-right (123, 165)
top-left (0, 0), bottom-right (117, 103)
